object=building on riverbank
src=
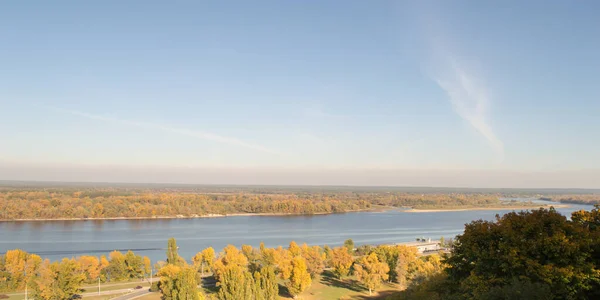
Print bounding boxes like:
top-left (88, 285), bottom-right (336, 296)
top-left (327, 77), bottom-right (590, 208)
top-left (399, 240), bottom-right (441, 253)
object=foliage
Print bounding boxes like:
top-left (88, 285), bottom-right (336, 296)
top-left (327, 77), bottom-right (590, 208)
top-left (300, 244), bottom-right (325, 278)
top-left (330, 247), bottom-right (353, 279)
top-left (167, 238), bottom-right (185, 266)
top-left (192, 247), bottom-right (215, 276)
top-left (0, 249), bottom-right (42, 291)
top-left (213, 245), bottom-right (249, 280)
top-left (31, 258), bottom-right (86, 300)
top-left (158, 265), bottom-right (201, 300)
top-left (285, 256), bottom-right (311, 298)
top-left (353, 253), bottom-right (390, 295)
top-left (256, 266), bottom-right (279, 300)
top-left (344, 239), bottom-right (355, 254)
top-left (444, 208), bottom-right (599, 299)
top-left (104, 250), bottom-right (145, 281)
top-left (0, 187), bottom-right (525, 220)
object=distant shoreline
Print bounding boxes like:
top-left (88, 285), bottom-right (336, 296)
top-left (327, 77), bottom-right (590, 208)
top-left (404, 204), bottom-right (571, 213)
top-left (0, 204), bottom-right (572, 221)
top-left (0, 209), bottom-right (379, 222)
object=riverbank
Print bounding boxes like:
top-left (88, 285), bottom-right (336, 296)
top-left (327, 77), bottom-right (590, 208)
top-left (0, 206), bottom-right (394, 222)
top-left (404, 204), bottom-right (570, 213)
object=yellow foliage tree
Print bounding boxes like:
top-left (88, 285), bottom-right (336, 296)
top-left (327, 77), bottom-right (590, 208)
top-left (354, 253), bottom-right (390, 295)
top-left (330, 247), bottom-right (353, 278)
top-left (77, 256), bottom-right (100, 281)
top-left (394, 245), bottom-right (419, 286)
top-left (286, 256), bottom-right (311, 299)
top-left (288, 241), bottom-right (301, 257)
top-left (143, 256), bottom-right (152, 277)
top-left (213, 245), bottom-right (248, 282)
top-left (300, 244), bottom-right (325, 278)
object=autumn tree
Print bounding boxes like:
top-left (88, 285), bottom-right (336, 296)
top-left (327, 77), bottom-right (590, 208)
top-left (257, 266), bottom-right (279, 300)
top-left (32, 258), bottom-right (86, 300)
top-left (394, 246), bottom-right (419, 286)
top-left (193, 247), bottom-right (215, 277)
top-left (158, 265), bottom-right (201, 300)
top-left (288, 241), bottom-right (301, 257)
top-left (354, 253), bottom-right (390, 295)
top-left (300, 244), bottom-right (324, 278)
top-left (77, 256), bottom-right (100, 282)
top-left (124, 250), bottom-right (144, 279)
top-left (143, 256), bottom-right (152, 277)
top-left (106, 251), bottom-right (126, 281)
top-left (213, 245), bottom-right (248, 282)
top-left (330, 247), bottom-right (353, 278)
top-left (242, 245), bottom-right (261, 273)
top-left (286, 256), bottom-right (311, 299)
top-left (217, 265), bottom-right (252, 300)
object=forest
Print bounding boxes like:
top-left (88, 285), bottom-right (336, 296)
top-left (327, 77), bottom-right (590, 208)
top-left (540, 194), bottom-right (600, 205)
top-left (2, 205), bottom-right (600, 299)
top-left (0, 185), bottom-right (533, 220)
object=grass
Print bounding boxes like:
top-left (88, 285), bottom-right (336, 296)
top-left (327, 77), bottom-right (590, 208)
top-left (279, 271), bottom-right (402, 300)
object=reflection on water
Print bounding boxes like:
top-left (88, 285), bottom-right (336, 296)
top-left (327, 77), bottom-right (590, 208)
top-left (0, 202), bottom-right (592, 262)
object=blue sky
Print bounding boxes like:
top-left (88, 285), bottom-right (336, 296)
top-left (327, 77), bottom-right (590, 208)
top-left (1, 1), bottom-right (599, 187)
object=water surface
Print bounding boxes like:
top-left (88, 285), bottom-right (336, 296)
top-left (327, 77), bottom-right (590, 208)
top-left (0, 201), bottom-right (590, 262)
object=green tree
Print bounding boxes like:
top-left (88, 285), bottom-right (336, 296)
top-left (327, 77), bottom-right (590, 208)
top-left (354, 253), bottom-right (390, 295)
top-left (257, 266), bottom-right (279, 300)
top-left (167, 238), bottom-right (184, 266)
top-left (124, 250), bottom-right (144, 279)
top-left (106, 251), bottom-right (127, 281)
top-left (445, 208), bottom-right (597, 299)
top-left (344, 239), bottom-right (355, 254)
top-left (285, 256), bottom-right (311, 299)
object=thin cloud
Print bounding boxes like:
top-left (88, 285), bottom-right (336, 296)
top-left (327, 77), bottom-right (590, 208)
top-left (434, 61), bottom-right (504, 159)
top-left (45, 106), bottom-right (278, 154)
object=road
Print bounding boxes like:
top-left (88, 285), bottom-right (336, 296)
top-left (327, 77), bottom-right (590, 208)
top-left (109, 289), bottom-right (151, 300)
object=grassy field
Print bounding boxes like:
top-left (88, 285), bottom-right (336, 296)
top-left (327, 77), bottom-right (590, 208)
top-left (283, 272), bottom-right (401, 300)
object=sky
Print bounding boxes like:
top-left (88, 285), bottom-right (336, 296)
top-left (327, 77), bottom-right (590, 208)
top-left (1, 1), bottom-right (599, 188)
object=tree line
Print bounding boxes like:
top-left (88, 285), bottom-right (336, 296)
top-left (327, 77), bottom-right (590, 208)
top-left (1, 235), bottom-right (445, 299)
top-left (540, 194), bottom-right (600, 205)
top-left (0, 188), bottom-right (511, 220)
top-left (0, 249), bottom-right (151, 298)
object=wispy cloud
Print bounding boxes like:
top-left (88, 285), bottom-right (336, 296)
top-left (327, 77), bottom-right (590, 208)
top-left (45, 106), bottom-right (278, 154)
top-left (434, 60), bottom-right (504, 159)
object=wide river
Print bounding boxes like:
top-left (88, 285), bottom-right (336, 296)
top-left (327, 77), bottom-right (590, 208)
top-left (0, 201), bottom-right (592, 263)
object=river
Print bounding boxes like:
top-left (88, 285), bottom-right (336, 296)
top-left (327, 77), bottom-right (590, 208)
top-left (0, 201), bottom-right (592, 263)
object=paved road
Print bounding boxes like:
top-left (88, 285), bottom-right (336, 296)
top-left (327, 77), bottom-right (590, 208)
top-left (110, 289), bottom-right (151, 300)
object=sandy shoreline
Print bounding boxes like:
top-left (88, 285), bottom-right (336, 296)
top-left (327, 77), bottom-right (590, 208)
top-left (0, 209), bottom-right (374, 222)
top-left (0, 204), bottom-right (572, 221)
top-left (404, 204), bottom-right (570, 213)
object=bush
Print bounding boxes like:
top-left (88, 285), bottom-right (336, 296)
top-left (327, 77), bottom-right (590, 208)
top-left (150, 281), bottom-right (160, 292)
